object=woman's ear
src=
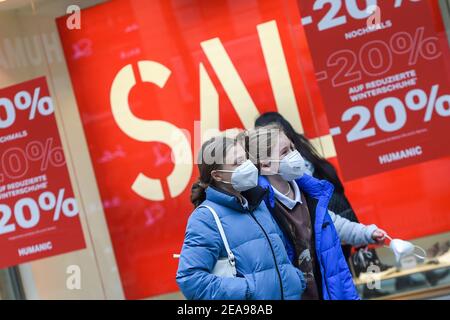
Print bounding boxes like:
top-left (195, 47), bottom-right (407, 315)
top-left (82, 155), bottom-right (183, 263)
top-left (210, 170), bottom-right (222, 182)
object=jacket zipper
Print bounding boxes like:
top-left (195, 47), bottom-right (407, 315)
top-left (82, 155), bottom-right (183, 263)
top-left (249, 211), bottom-right (285, 300)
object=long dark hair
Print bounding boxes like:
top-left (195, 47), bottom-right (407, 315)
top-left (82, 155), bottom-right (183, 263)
top-left (255, 112), bottom-right (344, 193)
top-left (190, 136), bottom-right (237, 207)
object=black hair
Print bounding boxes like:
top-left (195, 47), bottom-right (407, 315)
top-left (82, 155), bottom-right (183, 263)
top-left (191, 136), bottom-right (237, 207)
top-left (255, 112), bottom-right (344, 193)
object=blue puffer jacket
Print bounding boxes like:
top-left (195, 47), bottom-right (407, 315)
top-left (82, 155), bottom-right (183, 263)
top-left (259, 174), bottom-right (360, 300)
top-left (176, 186), bottom-right (306, 300)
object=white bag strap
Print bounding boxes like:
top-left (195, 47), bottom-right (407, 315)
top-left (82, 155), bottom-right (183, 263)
top-left (199, 205), bottom-right (235, 266)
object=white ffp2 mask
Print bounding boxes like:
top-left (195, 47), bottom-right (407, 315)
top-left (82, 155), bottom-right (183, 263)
top-left (278, 150), bottom-right (306, 181)
top-left (217, 159), bottom-right (259, 192)
top-left (386, 235), bottom-right (427, 262)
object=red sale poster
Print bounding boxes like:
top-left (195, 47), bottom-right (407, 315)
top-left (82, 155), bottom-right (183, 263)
top-left (55, 0), bottom-right (450, 299)
top-left (297, 0), bottom-right (450, 180)
top-left (0, 77), bottom-right (86, 269)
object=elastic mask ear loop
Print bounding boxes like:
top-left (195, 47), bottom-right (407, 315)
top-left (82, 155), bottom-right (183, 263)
top-left (214, 167), bottom-right (236, 185)
top-left (382, 234), bottom-right (393, 250)
top-left (413, 245), bottom-right (427, 260)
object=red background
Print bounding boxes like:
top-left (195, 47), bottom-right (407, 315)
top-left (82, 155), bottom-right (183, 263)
top-left (56, 0), bottom-right (450, 299)
top-left (297, 0), bottom-right (450, 180)
top-left (0, 77), bottom-right (86, 269)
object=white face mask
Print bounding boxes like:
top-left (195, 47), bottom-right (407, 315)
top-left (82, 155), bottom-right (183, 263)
top-left (386, 235), bottom-right (427, 262)
top-left (278, 150), bottom-right (306, 181)
top-left (216, 159), bottom-right (259, 192)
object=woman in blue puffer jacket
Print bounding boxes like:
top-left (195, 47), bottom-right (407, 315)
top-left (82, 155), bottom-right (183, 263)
top-left (176, 135), bottom-right (306, 300)
top-left (244, 125), bottom-right (365, 300)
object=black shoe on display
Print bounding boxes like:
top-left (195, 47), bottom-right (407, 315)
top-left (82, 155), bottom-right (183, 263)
top-left (426, 240), bottom-right (450, 258)
top-left (427, 242), bottom-right (441, 258)
top-left (395, 275), bottom-right (427, 291)
top-left (351, 247), bottom-right (392, 278)
top-left (440, 240), bottom-right (450, 255)
top-left (351, 247), bottom-right (369, 277)
top-left (424, 269), bottom-right (450, 286)
top-left (361, 285), bottom-right (391, 299)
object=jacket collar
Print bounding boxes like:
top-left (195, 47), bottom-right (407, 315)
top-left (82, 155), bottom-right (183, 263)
top-left (205, 185), bottom-right (267, 213)
top-left (258, 174), bottom-right (334, 209)
top-left (241, 185), bottom-right (268, 212)
top-left (295, 174), bottom-right (334, 200)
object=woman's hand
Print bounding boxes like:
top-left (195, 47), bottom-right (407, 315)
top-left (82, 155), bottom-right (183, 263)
top-left (371, 229), bottom-right (387, 244)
